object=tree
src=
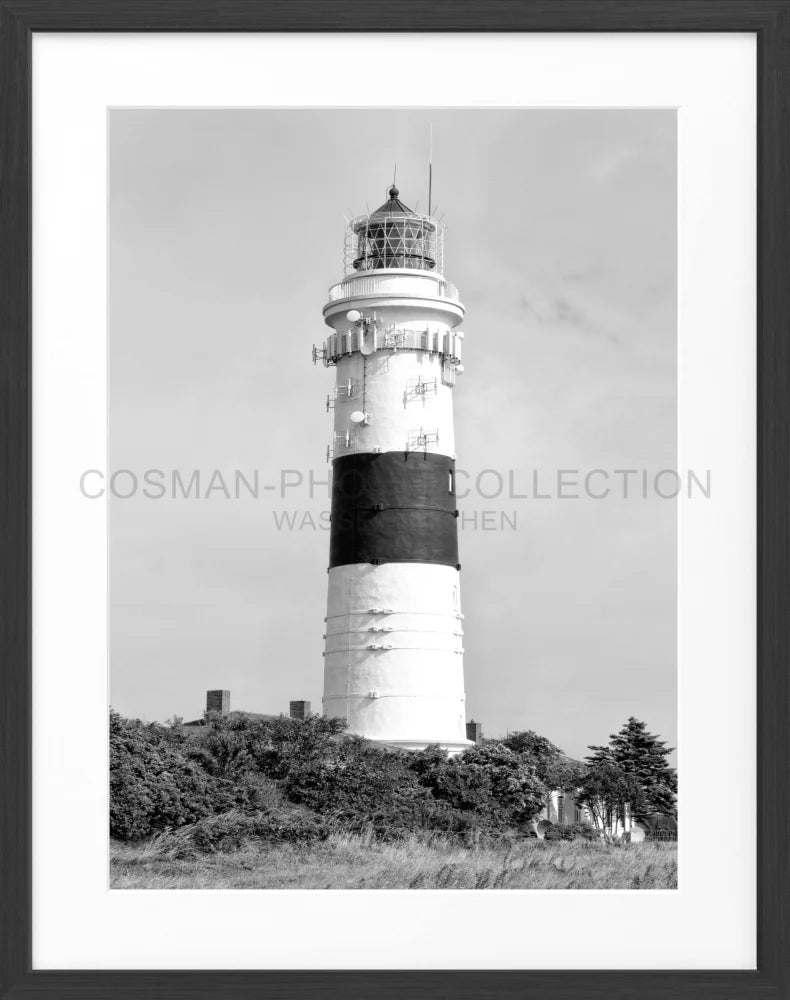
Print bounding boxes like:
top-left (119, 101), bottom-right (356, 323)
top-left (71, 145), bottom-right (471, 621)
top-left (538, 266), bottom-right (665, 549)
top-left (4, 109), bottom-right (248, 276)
top-left (501, 730), bottom-right (561, 774)
top-left (577, 760), bottom-right (645, 838)
top-left (411, 742), bottom-right (547, 829)
top-left (501, 730), bottom-right (587, 794)
top-left (587, 717), bottom-right (677, 819)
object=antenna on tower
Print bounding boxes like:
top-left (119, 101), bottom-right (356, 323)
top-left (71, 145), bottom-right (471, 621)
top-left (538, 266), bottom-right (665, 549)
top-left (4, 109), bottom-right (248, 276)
top-left (428, 124), bottom-right (433, 216)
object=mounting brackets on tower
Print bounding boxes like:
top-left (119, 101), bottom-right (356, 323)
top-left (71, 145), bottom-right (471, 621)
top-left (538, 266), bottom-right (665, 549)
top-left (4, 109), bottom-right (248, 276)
top-left (441, 360), bottom-right (457, 387)
top-left (326, 429), bottom-right (353, 462)
top-left (327, 378), bottom-right (360, 410)
top-left (407, 428), bottom-right (440, 452)
top-left (383, 329), bottom-right (406, 351)
top-left (405, 376), bottom-right (439, 403)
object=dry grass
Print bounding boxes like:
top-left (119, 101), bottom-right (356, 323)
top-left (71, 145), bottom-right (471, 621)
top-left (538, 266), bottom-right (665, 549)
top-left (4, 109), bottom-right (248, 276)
top-left (110, 831), bottom-right (677, 890)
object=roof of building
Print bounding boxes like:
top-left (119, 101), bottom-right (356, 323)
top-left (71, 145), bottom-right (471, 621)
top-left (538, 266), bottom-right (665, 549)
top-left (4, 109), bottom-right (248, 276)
top-left (372, 185), bottom-right (413, 216)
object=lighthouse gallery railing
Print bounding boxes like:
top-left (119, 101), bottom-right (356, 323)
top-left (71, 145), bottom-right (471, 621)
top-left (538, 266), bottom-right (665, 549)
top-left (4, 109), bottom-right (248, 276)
top-left (327, 272), bottom-right (460, 304)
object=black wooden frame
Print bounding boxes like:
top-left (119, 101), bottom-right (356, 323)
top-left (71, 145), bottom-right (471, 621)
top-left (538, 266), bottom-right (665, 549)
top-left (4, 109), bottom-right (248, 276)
top-left (1, 3), bottom-right (787, 997)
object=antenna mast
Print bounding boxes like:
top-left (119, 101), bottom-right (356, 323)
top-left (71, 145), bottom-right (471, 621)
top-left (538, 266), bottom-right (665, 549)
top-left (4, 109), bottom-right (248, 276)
top-left (428, 124), bottom-right (433, 216)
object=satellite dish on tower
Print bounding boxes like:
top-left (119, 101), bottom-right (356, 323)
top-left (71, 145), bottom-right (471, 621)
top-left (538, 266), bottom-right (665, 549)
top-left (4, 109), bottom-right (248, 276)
top-left (349, 411), bottom-right (367, 425)
top-left (346, 309), bottom-right (361, 323)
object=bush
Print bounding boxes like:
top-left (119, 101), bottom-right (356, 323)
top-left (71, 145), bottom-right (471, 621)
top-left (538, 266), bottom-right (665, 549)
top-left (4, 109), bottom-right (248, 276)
top-left (544, 821), bottom-right (598, 842)
top-left (410, 742), bottom-right (547, 831)
top-left (282, 736), bottom-right (436, 838)
top-left (200, 712), bottom-right (347, 781)
top-left (109, 710), bottom-right (590, 846)
top-left (186, 807), bottom-right (328, 854)
top-left (110, 711), bottom-right (251, 840)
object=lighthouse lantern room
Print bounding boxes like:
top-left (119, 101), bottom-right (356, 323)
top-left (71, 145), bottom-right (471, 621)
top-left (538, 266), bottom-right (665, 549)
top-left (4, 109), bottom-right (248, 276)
top-left (315, 185), bottom-right (471, 753)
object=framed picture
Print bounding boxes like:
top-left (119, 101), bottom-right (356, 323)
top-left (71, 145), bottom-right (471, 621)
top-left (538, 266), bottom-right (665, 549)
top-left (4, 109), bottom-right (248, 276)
top-left (1, 4), bottom-right (786, 998)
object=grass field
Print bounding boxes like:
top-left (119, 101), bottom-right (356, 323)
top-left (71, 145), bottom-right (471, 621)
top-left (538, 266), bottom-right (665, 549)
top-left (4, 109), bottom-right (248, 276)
top-left (111, 831), bottom-right (677, 890)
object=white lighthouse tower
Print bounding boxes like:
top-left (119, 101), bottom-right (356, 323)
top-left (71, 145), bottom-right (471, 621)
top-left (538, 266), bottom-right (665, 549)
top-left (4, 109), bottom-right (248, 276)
top-left (315, 185), bottom-right (471, 753)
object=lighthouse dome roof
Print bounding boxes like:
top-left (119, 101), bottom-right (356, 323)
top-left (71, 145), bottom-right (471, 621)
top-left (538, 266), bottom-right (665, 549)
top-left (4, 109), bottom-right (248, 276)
top-left (372, 185), bottom-right (413, 216)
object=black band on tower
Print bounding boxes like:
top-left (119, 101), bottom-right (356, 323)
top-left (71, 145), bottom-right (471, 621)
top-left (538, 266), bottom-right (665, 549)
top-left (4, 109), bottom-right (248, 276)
top-left (329, 451), bottom-right (459, 569)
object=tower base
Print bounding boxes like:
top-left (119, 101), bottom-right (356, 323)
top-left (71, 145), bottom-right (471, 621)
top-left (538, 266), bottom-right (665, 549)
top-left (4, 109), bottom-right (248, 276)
top-left (323, 563), bottom-right (469, 747)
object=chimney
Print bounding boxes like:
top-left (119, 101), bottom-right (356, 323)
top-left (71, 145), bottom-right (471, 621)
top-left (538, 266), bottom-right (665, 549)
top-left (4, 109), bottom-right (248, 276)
top-left (206, 690), bottom-right (230, 716)
top-left (289, 700), bottom-right (311, 720)
top-left (466, 719), bottom-right (482, 746)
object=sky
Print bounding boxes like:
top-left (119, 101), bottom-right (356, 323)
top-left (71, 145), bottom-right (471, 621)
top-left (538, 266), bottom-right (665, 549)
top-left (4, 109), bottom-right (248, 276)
top-left (109, 108), bottom-right (677, 762)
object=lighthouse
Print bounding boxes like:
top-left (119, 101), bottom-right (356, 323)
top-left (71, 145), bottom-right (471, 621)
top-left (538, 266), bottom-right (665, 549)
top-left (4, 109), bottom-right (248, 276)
top-left (315, 184), bottom-right (471, 753)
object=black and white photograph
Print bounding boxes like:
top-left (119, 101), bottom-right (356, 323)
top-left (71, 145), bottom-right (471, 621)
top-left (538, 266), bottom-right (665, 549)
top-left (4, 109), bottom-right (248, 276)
top-left (104, 108), bottom-right (681, 891)
top-left (4, 11), bottom-right (784, 993)
top-left (4, 8), bottom-right (785, 993)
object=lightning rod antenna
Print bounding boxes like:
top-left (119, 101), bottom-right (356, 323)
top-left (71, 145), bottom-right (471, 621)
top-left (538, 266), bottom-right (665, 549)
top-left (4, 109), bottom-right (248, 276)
top-left (428, 124), bottom-right (433, 216)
